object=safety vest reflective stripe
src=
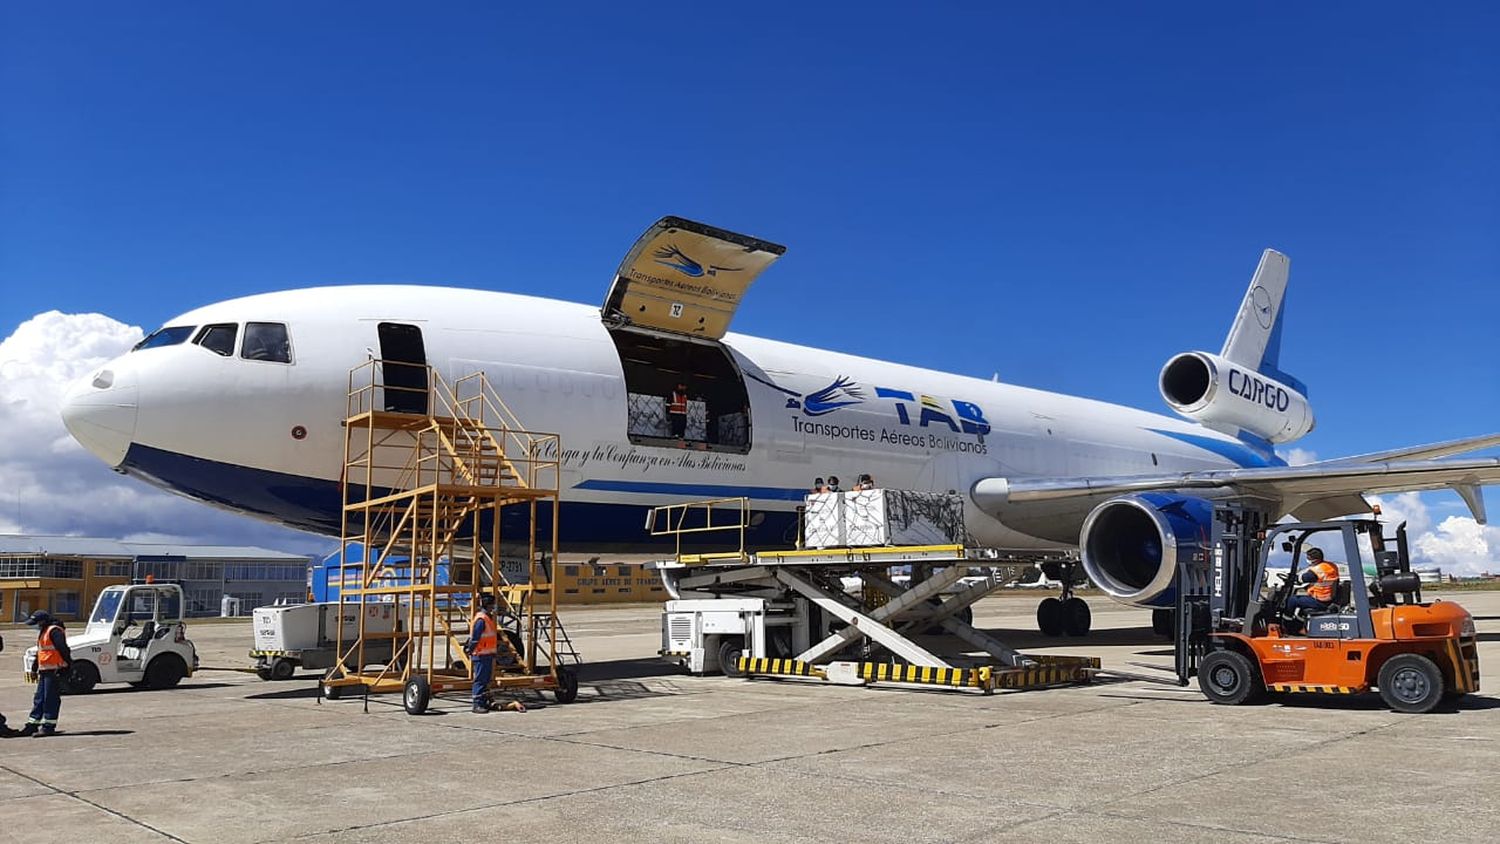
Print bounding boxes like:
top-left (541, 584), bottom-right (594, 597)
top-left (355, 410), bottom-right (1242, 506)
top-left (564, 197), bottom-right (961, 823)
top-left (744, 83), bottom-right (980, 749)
top-left (1309, 562), bottom-right (1339, 602)
top-left (668, 391), bottom-right (688, 414)
top-left (470, 612), bottom-right (498, 656)
top-left (36, 625), bottom-right (66, 670)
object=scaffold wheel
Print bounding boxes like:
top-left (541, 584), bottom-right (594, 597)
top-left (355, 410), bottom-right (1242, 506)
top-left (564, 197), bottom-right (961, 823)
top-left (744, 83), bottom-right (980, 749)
top-left (553, 666), bottom-right (579, 703)
top-left (403, 675), bottom-right (431, 715)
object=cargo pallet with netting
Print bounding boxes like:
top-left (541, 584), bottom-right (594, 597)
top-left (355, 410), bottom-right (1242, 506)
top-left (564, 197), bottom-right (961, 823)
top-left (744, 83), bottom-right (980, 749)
top-left (321, 360), bottom-right (579, 714)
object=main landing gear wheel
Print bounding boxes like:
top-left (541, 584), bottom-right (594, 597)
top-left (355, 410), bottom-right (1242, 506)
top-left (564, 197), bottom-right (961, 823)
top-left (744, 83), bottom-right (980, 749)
top-left (1197, 650), bottom-right (1263, 706)
top-left (719, 639), bottom-right (746, 678)
top-left (1378, 653), bottom-right (1444, 714)
top-left (1062, 597), bottom-right (1091, 637)
top-left (1037, 597), bottom-right (1065, 636)
top-left (1151, 608), bottom-right (1174, 638)
top-left (403, 675), bottom-right (431, 715)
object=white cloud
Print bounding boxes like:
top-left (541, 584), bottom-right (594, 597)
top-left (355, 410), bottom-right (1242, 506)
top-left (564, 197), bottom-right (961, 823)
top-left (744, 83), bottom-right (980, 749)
top-left (1279, 447), bottom-right (1319, 466)
top-left (0, 312), bottom-right (331, 558)
top-left (1368, 493), bottom-right (1499, 578)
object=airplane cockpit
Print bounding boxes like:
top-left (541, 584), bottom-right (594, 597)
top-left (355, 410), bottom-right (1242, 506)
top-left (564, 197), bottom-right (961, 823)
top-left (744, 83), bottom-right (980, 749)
top-left (132, 321), bottom-right (294, 364)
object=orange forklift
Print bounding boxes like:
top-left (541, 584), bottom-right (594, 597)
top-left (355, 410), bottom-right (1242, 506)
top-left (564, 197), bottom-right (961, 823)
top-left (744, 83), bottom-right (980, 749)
top-left (1174, 503), bottom-right (1480, 713)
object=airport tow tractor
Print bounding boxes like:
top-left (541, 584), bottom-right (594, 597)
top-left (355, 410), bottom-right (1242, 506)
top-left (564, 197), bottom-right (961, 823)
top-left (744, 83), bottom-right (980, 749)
top-left (1171, 504), bottom-right (1480, 713)
top-left (23, 581), bottom-right (199, 694)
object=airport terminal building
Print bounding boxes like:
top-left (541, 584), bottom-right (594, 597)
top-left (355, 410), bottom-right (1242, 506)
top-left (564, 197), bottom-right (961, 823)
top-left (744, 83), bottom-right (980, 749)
top-left (0, 535), bottom-right (314, 621)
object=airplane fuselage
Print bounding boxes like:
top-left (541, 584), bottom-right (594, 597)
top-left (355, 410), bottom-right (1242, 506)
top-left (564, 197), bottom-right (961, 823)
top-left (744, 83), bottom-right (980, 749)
top-left (62, 285), bottom-right (1279, 551)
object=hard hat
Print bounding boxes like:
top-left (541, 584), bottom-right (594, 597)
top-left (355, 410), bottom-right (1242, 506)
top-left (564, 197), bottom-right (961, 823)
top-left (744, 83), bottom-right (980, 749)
top-left (25, 610), bottom-right (53, 626)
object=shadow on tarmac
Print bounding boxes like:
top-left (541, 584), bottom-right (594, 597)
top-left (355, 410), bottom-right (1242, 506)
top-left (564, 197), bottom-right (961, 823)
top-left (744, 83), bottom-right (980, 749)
top-left (68, 682), bottom-right (235, 697)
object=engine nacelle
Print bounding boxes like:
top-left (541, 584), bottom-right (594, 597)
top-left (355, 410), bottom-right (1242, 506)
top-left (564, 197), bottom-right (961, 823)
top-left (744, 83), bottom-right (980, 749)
top-left (1159, 351), bottom-right (1313, 444)
top-left (1079, 493), bottom-right (1213, 607)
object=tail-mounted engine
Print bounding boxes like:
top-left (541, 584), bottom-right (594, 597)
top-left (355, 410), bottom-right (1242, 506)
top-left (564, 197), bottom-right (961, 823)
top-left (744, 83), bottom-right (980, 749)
top-left (1159, 351), bottom-right (1313, 444)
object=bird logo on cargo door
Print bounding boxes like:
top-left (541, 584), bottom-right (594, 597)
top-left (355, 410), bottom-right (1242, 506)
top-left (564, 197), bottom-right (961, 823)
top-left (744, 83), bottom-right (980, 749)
top-left (653, 245), bottom-right (743, 278)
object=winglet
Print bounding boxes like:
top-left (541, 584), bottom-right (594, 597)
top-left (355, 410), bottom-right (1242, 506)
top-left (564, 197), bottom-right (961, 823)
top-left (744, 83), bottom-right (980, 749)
top-left (1454, 483), bottom-right (1489, 524)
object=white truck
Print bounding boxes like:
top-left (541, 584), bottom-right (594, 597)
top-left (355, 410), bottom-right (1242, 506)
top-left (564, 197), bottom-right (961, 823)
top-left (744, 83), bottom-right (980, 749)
top-left (250, 601), bottom-right (397, 681)
top-left (24, 582), bottom-right (199, 693)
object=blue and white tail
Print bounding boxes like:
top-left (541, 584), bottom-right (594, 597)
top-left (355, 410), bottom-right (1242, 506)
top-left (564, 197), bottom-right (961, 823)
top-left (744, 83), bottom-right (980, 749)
top-left (1158, 249), bottom-right (1314, 445)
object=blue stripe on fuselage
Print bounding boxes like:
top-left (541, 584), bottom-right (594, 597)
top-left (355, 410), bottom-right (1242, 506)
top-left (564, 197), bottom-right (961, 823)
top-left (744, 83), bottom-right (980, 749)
top-left (1145, 428), bottom-right (1283, 468)
top-left (574, 479), bottom-right (807, 501)
top-left (119, 443), bottom-right (799, 550)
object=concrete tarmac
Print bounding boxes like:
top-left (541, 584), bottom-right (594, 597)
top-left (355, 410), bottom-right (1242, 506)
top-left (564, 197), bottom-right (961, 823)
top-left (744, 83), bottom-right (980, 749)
top-left (2, 591), bottom-right (1497, 843)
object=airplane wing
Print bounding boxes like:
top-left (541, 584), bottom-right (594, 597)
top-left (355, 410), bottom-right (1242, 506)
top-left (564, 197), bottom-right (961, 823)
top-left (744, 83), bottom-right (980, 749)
top-left (972, 453), bottom-right (1500, 523)
top-left (1310, 432), bottom-right (1500, 466)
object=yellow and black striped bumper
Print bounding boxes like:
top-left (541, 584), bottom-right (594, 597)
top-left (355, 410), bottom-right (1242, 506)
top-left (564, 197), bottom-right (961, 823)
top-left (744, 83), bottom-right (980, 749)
top-left (737, 657), bottom-right (826, 678)
top-left (1267, 684), bottom-right (1360, 694)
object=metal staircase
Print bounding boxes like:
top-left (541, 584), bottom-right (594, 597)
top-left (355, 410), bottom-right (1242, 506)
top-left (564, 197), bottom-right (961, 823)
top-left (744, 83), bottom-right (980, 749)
top-left (323, 360), bottom-right (579, 713)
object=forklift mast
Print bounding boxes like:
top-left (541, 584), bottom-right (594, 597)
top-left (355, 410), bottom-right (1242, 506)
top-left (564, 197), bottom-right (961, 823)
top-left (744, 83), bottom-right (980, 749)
top-left (1174, 501), bottom-right (1272, 684)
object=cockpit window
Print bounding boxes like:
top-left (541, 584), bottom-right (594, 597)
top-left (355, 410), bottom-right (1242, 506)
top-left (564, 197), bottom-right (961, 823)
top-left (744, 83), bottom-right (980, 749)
top-left (193, 323), bottom-right (238, 356)
top-left (133, 326), bottom-right (195, 351)
top-left (241, 322), bottom-right (292, 363)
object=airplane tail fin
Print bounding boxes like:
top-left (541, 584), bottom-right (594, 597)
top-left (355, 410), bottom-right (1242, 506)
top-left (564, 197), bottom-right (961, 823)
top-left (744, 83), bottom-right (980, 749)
top-left (1219, 249), bottom-right (1305, 396)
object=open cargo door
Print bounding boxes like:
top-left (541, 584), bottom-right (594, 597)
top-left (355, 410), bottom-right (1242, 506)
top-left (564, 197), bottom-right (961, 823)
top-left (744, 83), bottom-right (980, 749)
top-left (603, 216), bottom-right (786, 341)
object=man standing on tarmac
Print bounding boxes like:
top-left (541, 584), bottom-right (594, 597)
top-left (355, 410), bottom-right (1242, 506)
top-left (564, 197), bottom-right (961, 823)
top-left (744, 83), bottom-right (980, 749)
top-left (467, 595), bottom-right (525, 714)
top-left (22, 610), bottom-right (71, 737)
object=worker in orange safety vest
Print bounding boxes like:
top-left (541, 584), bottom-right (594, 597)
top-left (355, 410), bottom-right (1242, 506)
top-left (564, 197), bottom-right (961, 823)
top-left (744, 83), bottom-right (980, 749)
top-left (466, 595), bottom-right (524, 713)
top-left (1286, 547), bottom-right (1341, 615)
top-left (667, 383), bottom-right (689, 442)
top-left (22, 610), bottom-right (72, 737)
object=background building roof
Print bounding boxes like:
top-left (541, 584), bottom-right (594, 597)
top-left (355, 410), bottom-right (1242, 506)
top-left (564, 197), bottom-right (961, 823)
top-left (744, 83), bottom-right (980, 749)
top-left (0, 534), bottom-right (312, 561)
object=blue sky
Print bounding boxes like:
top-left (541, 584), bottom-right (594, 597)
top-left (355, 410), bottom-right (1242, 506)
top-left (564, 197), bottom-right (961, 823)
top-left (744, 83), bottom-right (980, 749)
top-left (2, 3), bottom-right (1497, 540)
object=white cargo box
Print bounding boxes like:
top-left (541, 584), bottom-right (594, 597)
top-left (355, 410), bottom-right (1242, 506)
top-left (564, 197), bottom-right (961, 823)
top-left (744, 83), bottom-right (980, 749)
top-left (803, 491), bottom-right (845, 548)
top-left (842, 490), bottom-right (966, 547)
top-left (253, 603), bottom-right (397, 652)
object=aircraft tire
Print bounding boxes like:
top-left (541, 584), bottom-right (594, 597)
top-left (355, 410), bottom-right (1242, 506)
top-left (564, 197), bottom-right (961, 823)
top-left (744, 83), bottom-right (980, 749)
top-left (1037, 598), bottom-right (1065, 636)
top-left (1378, 653), bottom-right (1444, 714)
top-left (1062, 598), bottom-right (1091, 637)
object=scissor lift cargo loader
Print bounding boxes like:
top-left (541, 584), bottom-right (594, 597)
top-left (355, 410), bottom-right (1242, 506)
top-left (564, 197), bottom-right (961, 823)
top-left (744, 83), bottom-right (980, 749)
top-left (654, 499), bottom-right (1096, 694)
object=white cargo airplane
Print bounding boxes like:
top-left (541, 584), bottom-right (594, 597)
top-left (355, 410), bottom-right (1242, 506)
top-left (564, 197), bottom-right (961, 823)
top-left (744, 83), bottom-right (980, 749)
top-left (61, 217), bottom-right (1500, 631)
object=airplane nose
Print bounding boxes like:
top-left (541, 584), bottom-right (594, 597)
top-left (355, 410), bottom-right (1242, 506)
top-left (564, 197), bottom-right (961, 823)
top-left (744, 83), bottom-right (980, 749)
top-left (61, 364), bottom-right (139, 468)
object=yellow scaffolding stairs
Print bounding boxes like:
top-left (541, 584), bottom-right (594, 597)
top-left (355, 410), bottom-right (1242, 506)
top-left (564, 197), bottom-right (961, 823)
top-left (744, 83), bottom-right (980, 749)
top-left (322, 360), bottom-right (579, 714)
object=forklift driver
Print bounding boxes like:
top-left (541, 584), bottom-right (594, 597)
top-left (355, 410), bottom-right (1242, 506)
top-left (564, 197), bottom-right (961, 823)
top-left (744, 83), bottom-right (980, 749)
top-left (1286, 547), bottom-right (1340, 615)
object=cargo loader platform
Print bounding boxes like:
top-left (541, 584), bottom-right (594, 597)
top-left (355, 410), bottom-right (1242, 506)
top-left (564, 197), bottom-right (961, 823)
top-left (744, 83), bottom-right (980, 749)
top-left (652, 497), bottom-right (1098, 695)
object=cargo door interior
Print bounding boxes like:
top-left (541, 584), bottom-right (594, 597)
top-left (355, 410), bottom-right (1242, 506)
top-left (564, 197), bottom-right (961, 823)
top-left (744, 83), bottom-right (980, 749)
top-left (602, 216), bottom-right (785, 454)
